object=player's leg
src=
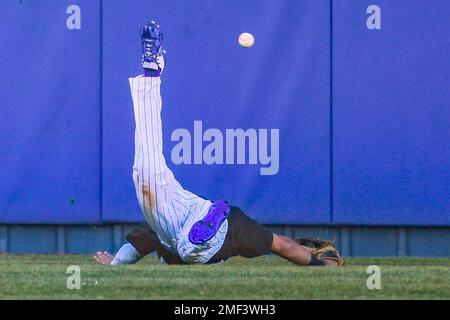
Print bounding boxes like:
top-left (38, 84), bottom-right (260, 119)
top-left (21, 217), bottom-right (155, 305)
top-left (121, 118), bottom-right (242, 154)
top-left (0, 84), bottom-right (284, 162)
top-left (130, 75), bottom-right (169, 211)
top-left (131, 21), bottom-right (231, 265)
top-left (130, 75), bottom-right (169, 242)
top-left (130, 22), bottom-right (201, 253)
top-left (206, 206), bottom-right (271, 263)
top-left (129, 25), bottom-right (183, 249)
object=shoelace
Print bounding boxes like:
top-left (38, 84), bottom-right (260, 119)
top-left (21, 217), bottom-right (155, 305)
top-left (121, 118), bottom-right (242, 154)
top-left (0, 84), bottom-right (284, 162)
top-left (143, 38), bottom-right (158, 60)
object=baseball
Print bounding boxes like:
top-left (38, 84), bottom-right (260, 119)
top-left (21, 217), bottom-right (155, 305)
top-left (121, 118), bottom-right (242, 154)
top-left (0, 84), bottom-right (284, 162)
top-left (238, 32), bottom-right (255, 48)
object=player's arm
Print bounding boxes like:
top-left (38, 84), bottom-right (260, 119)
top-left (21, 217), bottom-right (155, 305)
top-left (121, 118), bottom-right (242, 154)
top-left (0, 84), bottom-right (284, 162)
top-left (94, 243), bottom-right (142, 266)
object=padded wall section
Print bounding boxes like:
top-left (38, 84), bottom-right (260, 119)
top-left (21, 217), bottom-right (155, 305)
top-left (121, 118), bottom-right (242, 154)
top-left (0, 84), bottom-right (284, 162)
top-left (0, 1), bottom-right (101, 223)
top-left (333, 1), bottom-right (450, 225)
top-left (102, 0), bottom-right (331, 224)
top-left (2, 1), bottom-right (447, 226)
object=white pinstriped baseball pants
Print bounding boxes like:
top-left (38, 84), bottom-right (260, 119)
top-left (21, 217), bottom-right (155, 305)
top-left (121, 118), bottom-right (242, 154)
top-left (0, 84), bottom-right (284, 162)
top-left (128, 75), bottom-right (228, 264)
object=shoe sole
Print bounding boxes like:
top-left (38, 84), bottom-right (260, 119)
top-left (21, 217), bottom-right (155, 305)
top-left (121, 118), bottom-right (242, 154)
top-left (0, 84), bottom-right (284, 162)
top-left (188, 201), bottom-right (231, 245)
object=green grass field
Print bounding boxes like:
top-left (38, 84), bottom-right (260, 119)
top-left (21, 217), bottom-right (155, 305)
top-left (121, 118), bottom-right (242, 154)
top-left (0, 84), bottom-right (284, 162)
top-left (0, 255), bottom-right (448, 299)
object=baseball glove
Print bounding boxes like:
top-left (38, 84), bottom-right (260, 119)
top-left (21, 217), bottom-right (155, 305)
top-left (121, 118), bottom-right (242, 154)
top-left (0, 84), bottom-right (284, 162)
top-left (295, 237), bottom-right (344, 266)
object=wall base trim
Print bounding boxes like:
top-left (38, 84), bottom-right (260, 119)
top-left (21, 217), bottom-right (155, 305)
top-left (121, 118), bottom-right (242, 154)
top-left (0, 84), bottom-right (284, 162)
top-left (0, 224), bottom-right (448, 257)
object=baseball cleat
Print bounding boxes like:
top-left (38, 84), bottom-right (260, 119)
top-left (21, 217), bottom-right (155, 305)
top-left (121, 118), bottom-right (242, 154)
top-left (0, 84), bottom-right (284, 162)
top-left (188, 200), bottom-right (231, 245)
top-left (141, 20), bottom-right (165, 72)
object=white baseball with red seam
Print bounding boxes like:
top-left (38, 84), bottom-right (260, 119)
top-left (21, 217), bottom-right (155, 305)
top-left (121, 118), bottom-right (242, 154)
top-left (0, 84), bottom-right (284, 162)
top-left (238, 32), bottom-right (255, 48)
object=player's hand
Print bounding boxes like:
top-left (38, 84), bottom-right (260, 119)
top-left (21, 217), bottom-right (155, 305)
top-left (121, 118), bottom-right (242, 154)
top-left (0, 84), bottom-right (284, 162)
top-left (94, 251), bottom-right (115, 265)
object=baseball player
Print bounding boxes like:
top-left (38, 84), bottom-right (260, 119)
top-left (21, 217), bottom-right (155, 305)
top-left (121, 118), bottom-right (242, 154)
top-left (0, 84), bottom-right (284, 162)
top-left (95, 21), bottom-right (343, 267)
